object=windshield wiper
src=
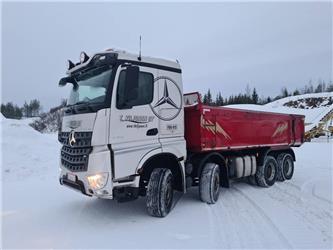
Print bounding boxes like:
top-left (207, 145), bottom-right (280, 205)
top-left (73, 101), bottom-right (95, 112)
top-left (74, 101), bottom-right (89, 105)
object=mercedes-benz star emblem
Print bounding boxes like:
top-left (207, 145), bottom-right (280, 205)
top-left (68, 130), bottom-right (76, 147)
top-left (153, 80), bottom-right (179, 109)
top-left (150, 76), bottom-right (182, 121)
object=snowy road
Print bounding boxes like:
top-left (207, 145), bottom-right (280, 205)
top-left (1, 118), bottom-right (332, 249)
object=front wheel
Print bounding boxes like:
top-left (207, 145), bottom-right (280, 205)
top-left (146, 168), bottom-right (174, 217)
top-left (199, 163), bottom-right (220, 204)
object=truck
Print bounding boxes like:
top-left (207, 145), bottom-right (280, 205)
top-left (58, 49), bottom-right (305, 217)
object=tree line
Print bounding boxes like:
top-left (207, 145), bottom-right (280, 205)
top-left (202, 80), bottom-right (333, 106)
top-left (1, 99), bottom-right (42, 119)
top-left (1, 79), bottom-right (333, 119)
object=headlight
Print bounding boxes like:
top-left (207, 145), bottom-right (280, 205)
top-left (87, 173), bottom-right (108, 190)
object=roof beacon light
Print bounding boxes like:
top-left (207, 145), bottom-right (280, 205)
top-left (67, 60), bottom-right (75, 70)
top-left (80, 51), bottom-right (89, 64)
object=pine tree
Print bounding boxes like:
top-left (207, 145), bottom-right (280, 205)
top-left (202, 93), bottom-right (208, 104)
top-left (326, 83), bottom-right (333, 92)
top-left (207, 89), bottom-right (212, 105)
top-left (1, 102), bottom-right (23, 119)
top-left (252, 88), bottom-right (258, 104)
top-left (281, 87), bottom-right (289, 97)
top-left (215, 92), bottom-right (224, 106)
top-left (293, 89), bottom-right (300, 96)
top-left (245, 84), bottom-right (251, 97)
top-left (315, 80), bottom-right (323, 93)
top-left (267, 96), bottom-right (272, 103)
top-left (30, 99), bottom-right (41, 117)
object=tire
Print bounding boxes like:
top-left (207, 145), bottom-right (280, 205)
top-left (281, 154), bottom-right (294, 180)
top-left (199, 163), bottom-right (220, 204)
top-left (276, 153), bottom-right (286, 182)
top-left (255, 156), bottom-right (278, 187)
top-left (146, 168), bottom-right (174, 217)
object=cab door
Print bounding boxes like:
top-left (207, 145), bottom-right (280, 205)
top-left (109, 65), bottom-right (161, 179)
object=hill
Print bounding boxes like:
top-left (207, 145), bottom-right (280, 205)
top-left (227, 92), bottom-right (333, 139)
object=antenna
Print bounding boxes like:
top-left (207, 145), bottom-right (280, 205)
top-left (138, 35), bottom-right (142, 61)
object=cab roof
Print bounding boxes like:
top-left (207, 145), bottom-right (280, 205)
top-left (67, 48), bottom-right (181, 75)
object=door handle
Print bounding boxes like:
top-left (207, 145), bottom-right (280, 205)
top-left (146, 128), bottom-right (158, 136)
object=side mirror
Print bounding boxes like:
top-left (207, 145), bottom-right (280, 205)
top-left (59, 77), bottom-right (69, 87)
top-left (58, 76), bottom-right (78, 90)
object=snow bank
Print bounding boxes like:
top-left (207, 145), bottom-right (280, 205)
top-left (1, 117), bottom-right (60, 181)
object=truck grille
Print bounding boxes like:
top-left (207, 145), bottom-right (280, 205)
top-left (58, 131), bottom-right (92, 172)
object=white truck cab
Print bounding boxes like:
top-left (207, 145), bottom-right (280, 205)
top-left (58, 49), bottom-right (186, 217)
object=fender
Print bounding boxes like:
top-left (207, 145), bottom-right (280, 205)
top-left (137, 152), bottom-right (186, 193)
top-left (257, 147), bottom-right (296, 167)
top-left (136, 147), bottom-right (163, 173)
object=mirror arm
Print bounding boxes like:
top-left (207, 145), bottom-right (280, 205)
top-left (58, 76), bottom-right (78, 90)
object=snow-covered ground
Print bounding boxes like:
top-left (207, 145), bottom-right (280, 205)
top-left (227, 92), bottom-right (333, 132)
top-left (1, 116), bottom-right (332, 249)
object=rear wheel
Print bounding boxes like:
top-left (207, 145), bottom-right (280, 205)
top-left (255, 156), bottom-right (278, 187)
top-left (282, 154), bottom-right (294, 180)
top-left (277, 153), bottom-right (286, 181)
top-left (199, 163), bottom-right (220, 204)
top-left (146, 168), bottom-right (174, 217)
top-left (277, 153), bottom-right (294, 181)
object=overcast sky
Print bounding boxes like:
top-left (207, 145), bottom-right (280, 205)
top-left (2, 2), bottom-right (332, 110)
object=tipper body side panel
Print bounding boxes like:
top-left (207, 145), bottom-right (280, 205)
top-left (184, 104), bottom-right (305, 152)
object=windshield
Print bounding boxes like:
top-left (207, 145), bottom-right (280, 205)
top-left (67, 66), bottom-right (112, 106)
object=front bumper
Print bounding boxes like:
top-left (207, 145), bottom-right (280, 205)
top-left (59, 175), bottom-right (91, 196)
top-left (59, 146), bottom-right (141, 200)
top-left (59, 147), bottom-right (114, 199)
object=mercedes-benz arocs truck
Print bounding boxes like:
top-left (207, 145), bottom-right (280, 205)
top-left (58, 49), bottom-right (305, 217)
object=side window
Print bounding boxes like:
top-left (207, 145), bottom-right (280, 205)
top-left (117, 70), bottom-right (154, 109)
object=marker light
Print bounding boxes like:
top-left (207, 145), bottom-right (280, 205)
top-left (87, 173), bottom-right (108, 190)
top-left (80, 51), bottom-right (89, 64)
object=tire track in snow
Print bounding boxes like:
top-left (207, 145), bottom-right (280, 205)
top-left (238, 181), bottom-right (332, 245)
top-left (206, 185), bottom-right (292, 249)
top-left (283, 181), bottom-right (332, 209)
top-left (270, 183), bottom-right (332, 240)
top-left (205, 188), bottom-right (242, 248)
top-left (311, 184), bottom-right (332, 205)
top-left (231, 185), bottom-right (293, 248)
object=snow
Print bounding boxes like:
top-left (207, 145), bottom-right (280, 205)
top-left (1, 116), bottom-right (332, 249)
top-left (227, 92), bottom-right (333, 132)
top-left (267, 92), bottom-right (333, 108)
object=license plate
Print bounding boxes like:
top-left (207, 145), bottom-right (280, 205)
top-left (67, 173), bottom-right (76, 182)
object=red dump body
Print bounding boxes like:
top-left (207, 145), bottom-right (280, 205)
top-left (184, 93), bottom-right (305, 152)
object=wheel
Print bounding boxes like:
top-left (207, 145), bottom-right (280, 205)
top-left (281, 154), bottom-right (294, 180)
top-left (277, 153), bottom-right (294, 181)
top-left (255, 156), bottom-right (278, 187)
top-left (276, 153), bottom-right (286, 182)
top-left (199, 163), bottom-right (220, 204)
top-left (146, 168), bottom-right (174, 217)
